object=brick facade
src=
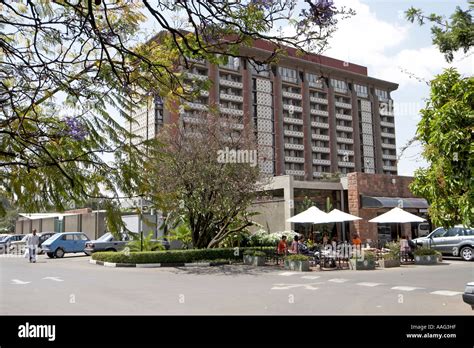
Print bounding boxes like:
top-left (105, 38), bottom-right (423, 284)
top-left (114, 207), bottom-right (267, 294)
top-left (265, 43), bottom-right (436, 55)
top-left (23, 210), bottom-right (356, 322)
top-left (347, 172), bottom-right (420, 243)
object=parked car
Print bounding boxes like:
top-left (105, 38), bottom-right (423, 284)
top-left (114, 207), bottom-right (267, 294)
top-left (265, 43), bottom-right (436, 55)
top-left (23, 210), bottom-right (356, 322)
top-left (10, 232), bottom-right (57, 255)
top-left (41, 232), bottom-right (90, 258)
top-left (413, 225), bottom-right (474, 261)
top-left (463, 282), bottom-right (474, 310)
top-left (0, 234), bottom-right (25, 254)
top-left (84, 232), bottom-right (129, 255)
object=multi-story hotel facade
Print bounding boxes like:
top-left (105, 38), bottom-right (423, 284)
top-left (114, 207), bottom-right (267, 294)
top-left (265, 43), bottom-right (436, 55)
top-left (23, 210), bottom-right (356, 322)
top-left (129, 40), bottom-right (429, 245)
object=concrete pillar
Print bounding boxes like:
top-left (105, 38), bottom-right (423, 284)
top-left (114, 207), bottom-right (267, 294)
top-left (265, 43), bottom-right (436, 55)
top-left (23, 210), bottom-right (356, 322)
top-left (283, 175), bottom-right (295, 231)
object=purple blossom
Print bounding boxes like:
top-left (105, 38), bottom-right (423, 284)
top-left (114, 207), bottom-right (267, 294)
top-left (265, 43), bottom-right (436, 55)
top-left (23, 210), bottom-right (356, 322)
top-left (251, 0), bottom-right (273, 10)
top-left (63, 116), bottom-right (88, 141)
top-left (304, 0), bottom-right (336, 26)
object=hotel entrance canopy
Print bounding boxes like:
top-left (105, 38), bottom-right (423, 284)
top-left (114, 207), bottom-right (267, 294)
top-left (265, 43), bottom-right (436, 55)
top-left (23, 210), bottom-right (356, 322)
top-left (361, 196), bottom-right (428, 210)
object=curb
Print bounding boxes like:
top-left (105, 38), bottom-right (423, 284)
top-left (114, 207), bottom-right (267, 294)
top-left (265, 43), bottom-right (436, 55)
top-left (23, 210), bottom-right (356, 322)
top-left (89, 259), bottom-right (230, 268)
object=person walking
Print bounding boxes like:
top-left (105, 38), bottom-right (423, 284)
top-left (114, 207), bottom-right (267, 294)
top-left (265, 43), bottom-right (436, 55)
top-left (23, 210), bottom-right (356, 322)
top-left (25, 229), bottom-right (40, 263)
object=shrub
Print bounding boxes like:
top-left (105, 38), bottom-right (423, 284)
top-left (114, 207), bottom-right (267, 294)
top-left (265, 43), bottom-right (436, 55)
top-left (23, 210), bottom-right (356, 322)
top-left (352, 250), bottom-right (376, 262)
top-left (414, 247), bottom-right (441, 256)
top-left (249, 230), bottom-right (299, 247)
top-left (243, 249), bottom-right (266, 257)
top-left (386, 241), bottom-right (400, 259)
top-left (92, 247), bottom-right (275, 264)
top-left (285, 254), bottom-right (310, 262)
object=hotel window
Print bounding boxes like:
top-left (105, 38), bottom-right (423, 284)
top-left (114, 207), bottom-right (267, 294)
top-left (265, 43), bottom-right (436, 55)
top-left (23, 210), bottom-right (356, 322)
top-left (220, 57), bottom-right (240, 71)
top-left (307, 73), bottom-right (324, 88)
top-left (375, 89), bottom-right (389, 101)
top-left (331, 79), bottom-right (347, 93)
top-left (354, 84), bottom-right (368, 97)
top-left (279, 67), bottom-right (298, 83)
top-left (251, 62), bottom-right (270, 77)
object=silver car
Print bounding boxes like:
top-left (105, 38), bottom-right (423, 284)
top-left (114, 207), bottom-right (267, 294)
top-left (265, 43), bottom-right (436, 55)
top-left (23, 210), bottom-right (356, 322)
top-left (413, 225), bottom-right (473, 261)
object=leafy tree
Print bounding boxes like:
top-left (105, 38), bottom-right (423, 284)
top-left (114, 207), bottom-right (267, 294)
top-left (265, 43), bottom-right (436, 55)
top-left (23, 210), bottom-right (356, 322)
top-left (143, 113), bottom-right (265, 248)
top-left (0, 198), bottom-right (17, 234)
top-left (409, 69), bottom-right (473, 228)
top-left (0, 0), bottom-right (353, 227)
top-left (406, 4), bottom-right (473, 62)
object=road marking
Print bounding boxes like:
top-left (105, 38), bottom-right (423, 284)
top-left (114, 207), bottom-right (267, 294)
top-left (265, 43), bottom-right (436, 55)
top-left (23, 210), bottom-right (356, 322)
top-left (301, 275), bottom-right (320, 280)
top-left (357, 282), bottom-right (383, 287)
top-left (271, 283), bottom-right (321, 290)
top-left (328, 278), bottom-right (349, 283)
top-left (42, 277), bottom-right (64, 282)
top-left (278, 272), bottom-right (299, 276)
top-left (391, 286), bottom-right (424, 292)
top-left (11, 279), bottom-right (30, 285)
top-left (430, 290), bottom-right (463, 296)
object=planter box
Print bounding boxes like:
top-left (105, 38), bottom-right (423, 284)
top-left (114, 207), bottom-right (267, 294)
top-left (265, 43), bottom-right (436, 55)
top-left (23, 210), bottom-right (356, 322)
top-left (284, 260), bottom-right (310, 272)
top-left (378, 258), bottom-right (400, 268)
top-left (414, 254), bottom-right (439, 265)
top-left (350, 259), bottom-right (376, 270)
top-left (243, 254), bottom-right (266, 266)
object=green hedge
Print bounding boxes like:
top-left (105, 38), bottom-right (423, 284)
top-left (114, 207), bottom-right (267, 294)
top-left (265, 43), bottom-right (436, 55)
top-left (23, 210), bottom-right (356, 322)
top-left (92, 247), bottom-right (275, 264)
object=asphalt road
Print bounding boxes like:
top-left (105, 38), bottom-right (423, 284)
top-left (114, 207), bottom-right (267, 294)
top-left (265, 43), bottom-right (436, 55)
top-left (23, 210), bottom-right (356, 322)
top-left (1, 253), bottom-right (473, 315)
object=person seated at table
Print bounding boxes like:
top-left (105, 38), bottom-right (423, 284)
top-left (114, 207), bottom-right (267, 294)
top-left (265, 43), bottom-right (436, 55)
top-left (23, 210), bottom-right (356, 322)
top-left (352, 234), bottom-right (362, 247)
top-left (277, 235), bottom-right (288, 255)
top-left (298, 236), bottom-right (310, 255)
top-left (288, 235), bottom-right (299, 254)
top-left (322, 232), bottom-right (329, 245)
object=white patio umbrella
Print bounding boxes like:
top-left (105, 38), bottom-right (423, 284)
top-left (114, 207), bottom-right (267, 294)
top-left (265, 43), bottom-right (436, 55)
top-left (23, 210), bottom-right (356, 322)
top-left (369, 207), bottom-right (426, 223)
top-left (369, 207), bottom-right (426, 244)
top-left (326, 209), bottom-right (362, 242)
top-left (286, 206), bottom-right (330, 224)
top-left (326, 209), bottom-right (362, 222)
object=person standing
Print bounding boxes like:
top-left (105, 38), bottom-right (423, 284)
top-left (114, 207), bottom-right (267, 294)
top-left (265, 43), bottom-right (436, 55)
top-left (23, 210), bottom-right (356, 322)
top-left (289, 235), bottom-right (299, 254)
top-left (277, 235), bottom-right (288, 255)
top-left (25, 229), bottom-right (40, 263)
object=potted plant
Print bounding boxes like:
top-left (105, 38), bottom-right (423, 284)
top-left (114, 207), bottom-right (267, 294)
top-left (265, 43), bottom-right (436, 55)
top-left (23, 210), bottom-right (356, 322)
top-left (243, 249), bottom-right (266, 266)
top-left (350, 250), bottom-right (376, 270)
top-left (413, 247), bottom-right (441, 265)
top-left (284, 254), bottom-right (310, 272)
top-left (378, 241), bottom-right (400, 268)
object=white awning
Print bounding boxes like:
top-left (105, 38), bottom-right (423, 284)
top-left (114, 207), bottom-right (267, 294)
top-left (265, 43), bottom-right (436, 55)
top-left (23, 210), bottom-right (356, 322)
top-left (19, 213), bottom-right (77, 220)
top-left (368, 207), bottom-right (426, 223)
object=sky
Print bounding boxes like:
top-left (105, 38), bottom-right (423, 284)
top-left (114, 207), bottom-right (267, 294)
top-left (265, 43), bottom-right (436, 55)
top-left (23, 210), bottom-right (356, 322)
top-left (320, 0), bottom-right (472, 176)
top-left (136, 0), bottom-right (472, 177)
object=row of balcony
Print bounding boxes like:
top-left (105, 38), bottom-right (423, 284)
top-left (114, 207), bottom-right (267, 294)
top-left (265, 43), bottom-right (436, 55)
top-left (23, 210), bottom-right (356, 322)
top-left (338, 161), bottom-right (355, 168)
top-left (220, 79), bottom-right (243, 89)
top-left (381, 142), bottom-right (396, 149)
top-left (310, 97), bottom-right (328, 104)
top-left (283, 104), bottom-right (303, 113)
top-left (337, 137), bottom-right (354, 144)
top-left (336, 113), bottom-right (352, 121)
top-left (381, 132), bottom-right (396, 139)
top-left (219, 93), bottom-right (243, 103)
top-left (383, 165), bottom-right (398, 172)
top-left (310, 109), bottom-right (329, 116)
top-left (220, 107), bottom-right (244, 116)
top-left (382, 153), bottom-right (397, 160)
top-left (284, 143), bottom-right (304, 151)
top-left (380, 121), bottom-right (395, 128)
top-left (311, 121), bottom-right (329, 129)
top-left (282, 91), bottom-right (302, 100)
top-left (283, 117), bottom-right (304, 125)
top-left (285, 156), bottom-right (305, 164)
top-left (334, 101), bottom-right (352, 109)
top-left (285, 169), bottom-right (305, 176)
top-left (336, 125), bottom-right (353, 132)
top-left (313, 159), bottom-right (331, 166)
top-left (312, 146), bottom-right (330, 154)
